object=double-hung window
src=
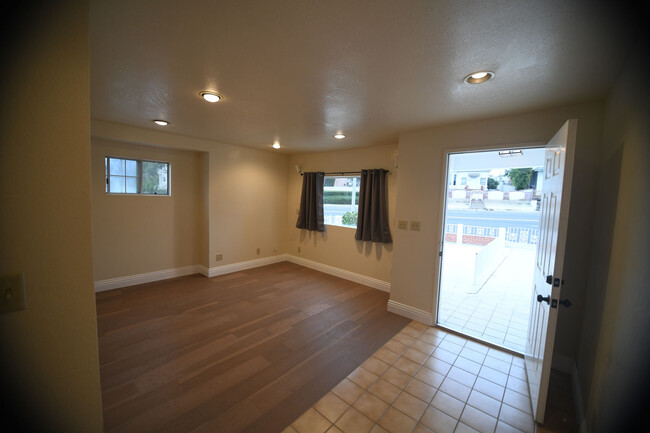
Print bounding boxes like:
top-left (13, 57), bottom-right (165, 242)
top-left (323, 175), bottom-right (360, 228)
top-left (105, 157), bottom-right (170, 195)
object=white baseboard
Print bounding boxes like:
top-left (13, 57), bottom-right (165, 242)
top-left (387, 300), bottom-right (434, 325)
top-left (552, 353), bottom-right (586, 433)
top-left (284, 255), bottom-right (391, 292)
top-left (95, 254), bottom-right (391, 295)
top-left (94, 256), bottom-right (289, 291)
top-left (94, 265), bottom-right (202, 292)
top-left (205, 255), bottom-right (287, 278)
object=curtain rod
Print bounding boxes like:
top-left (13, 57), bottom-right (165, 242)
top-left (300, 170), bottom-right (390, 176)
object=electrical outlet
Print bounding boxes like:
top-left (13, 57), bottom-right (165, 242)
top-left (272, 245), bottom-right (278, 253)
top-left (410, 221), bottom-right (421, 231)
top-left (215, 254), bottom-right (223, 261)
top-left (398, 220), bottom-right (408, 230)
top-left (0, 273), bottom-right (26, 314)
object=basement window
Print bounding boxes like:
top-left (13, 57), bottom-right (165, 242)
top-left (105, 157), bottom-right (170, 195)
top-left (323, 175), bottom-right (360, 228)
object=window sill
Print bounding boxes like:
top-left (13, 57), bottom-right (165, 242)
top-left (325, 223), bottom-right (357, 230)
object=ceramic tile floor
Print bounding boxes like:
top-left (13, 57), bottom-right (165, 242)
top-left (283, 321), bottom-right (535, 433)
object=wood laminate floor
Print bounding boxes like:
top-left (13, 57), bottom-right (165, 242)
top-left (96, 262), bottom-right (410, 433)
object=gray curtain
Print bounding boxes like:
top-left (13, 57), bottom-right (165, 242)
top-left (296, 172), bottom-right (325, 232)
top-left (355, 169), bottom-right (392, 243)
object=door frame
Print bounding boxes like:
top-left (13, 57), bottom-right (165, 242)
top-left (433, 140), bottom-right (546, 332)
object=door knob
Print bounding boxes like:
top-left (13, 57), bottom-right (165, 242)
top-left (559, 299), bottom-right (572, 308)
top-left (537, 294), bottom-right (550, 304)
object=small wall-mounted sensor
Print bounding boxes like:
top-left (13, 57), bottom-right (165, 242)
top-left (295, 164), bottom-right (302, 174)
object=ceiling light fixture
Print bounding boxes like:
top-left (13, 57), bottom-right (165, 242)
top-left (334, 133), bottom-right (345, 139)
top-left (272, 141), bottom-right (281, 149)
top-left (200, 91), bottom-right (222, 102)
top-left (463, 70), bottom-right (494, 84)
top-left (153, 119), bottom-right (169, 126)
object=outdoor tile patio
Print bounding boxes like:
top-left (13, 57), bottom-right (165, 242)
top-left (437, 245), bottom-right (536, 354)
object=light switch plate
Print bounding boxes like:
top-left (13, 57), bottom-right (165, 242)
top-left (410, 221), bottom-right (421, 231)
top-left (1, 273), bottom-right (26, 314)
top-left (398, 220), bottom-right (408, 230)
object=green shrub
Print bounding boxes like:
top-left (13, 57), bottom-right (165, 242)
top-left (487, 178), bottom-right (499, 190)
top-left (324, 191), bottom-right (360, 204)
top-left (342, 211), bottom-right (358, 226)
top-left (507, 168), bottom-right (533, 190)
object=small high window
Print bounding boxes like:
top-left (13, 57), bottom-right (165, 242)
top-left (105, 157), bottom-right (170, 195)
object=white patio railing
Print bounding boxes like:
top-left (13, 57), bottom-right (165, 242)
top-left (445, 223), bottom-right (539, 246)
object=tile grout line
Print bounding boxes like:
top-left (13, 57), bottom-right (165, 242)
top-left (291, 322), bottom-right (533, 433)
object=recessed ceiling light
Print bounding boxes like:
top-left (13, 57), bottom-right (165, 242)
top-left (200, 91), bottom-right (222, 102)
top-left (334, 133), bottom-right (346, 139)
top-left (153, 119), bottom-right (169, 126)
top-left (464, 70), bottom-right (494, 84)
top-left (272, 141), bottom-right (281, 149)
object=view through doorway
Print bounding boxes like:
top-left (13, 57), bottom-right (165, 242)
top-left (437, 147), bottom-right (545, 353)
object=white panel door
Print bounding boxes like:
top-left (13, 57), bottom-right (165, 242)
top-left (525, 119), bottom-right (577, 424)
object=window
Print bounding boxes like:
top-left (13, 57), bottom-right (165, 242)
top-left (105, 157), bottom-right (170, 195)
top-left (480, 177), bottom-right (487, 186)
top-left (323, 175), bottom-right (360, 228)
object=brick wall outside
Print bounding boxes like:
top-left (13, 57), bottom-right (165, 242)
top-left (445, 233), bottom-right (495, 246)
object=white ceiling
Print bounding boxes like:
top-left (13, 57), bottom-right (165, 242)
top-left (90, 0), bottom-right (637, 154)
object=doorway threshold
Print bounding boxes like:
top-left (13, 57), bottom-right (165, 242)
top-left (434, 324), bottom-right (524, 358)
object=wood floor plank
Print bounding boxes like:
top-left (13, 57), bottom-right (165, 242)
top-left (97, 262), bottom-right (410, 433)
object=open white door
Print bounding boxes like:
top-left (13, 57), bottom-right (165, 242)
top-left (525, 119), bottom-right (577, 424)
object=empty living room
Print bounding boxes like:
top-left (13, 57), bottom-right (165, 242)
top-left (2, 1), bottom-right (649, 433)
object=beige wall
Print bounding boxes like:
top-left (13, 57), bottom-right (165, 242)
top-left (91, 139), bottom-right (204, 280)
top-left (0, 0), bottom-right (104, 431)
top-left (91, 120), bottom-right (288, 272)
top-left (391, 101), bottom-right (604, 361)
top-left (288, 144), bottom-right (398, 283)
top-left (578, 45), bottom-right (650, 432)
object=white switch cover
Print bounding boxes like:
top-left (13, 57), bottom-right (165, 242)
top-left (0, 273), bottom-right (26, 314)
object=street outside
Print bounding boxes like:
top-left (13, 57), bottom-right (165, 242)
top-left (446, 209), bottom-right (540, 230)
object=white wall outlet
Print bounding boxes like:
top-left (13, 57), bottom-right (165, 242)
top-left (410, 221), bottom-right (421, 231)
top-left (0, 273), bottom-right (26, 314)
top-left (215, 254), bottom-right (223, 261)
top-left (398, 220), bottom-right (408, 230)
